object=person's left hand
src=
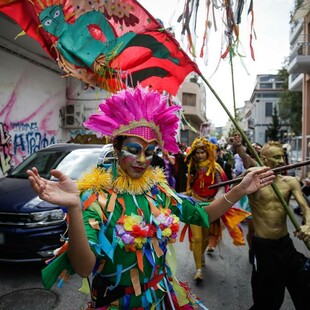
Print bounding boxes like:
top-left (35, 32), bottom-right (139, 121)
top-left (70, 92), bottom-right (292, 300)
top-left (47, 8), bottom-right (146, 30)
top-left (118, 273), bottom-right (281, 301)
top-left (294, 224), bottom-right (310, 242)
top-left (238, 166), bottom-right (275, 194)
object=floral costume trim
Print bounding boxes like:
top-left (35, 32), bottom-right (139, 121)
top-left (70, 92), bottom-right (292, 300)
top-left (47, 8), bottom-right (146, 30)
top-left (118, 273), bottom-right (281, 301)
top-left (116, 209), bottom-right (180, 252)
top-left (41, 166), bottom-right (211, 309)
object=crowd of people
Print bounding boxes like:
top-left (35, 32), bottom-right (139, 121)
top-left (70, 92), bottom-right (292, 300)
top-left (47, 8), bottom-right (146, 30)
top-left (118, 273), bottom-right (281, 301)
top-left (26, 86), bottom-right (310, 309)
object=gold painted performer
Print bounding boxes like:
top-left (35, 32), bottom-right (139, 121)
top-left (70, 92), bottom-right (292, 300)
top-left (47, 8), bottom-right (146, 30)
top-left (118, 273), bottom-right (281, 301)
top-left (247, 141), bottom-right (310, 310)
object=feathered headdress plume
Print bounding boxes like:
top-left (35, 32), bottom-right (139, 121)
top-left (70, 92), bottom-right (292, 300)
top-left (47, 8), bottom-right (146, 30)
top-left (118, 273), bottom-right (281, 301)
top-left (83, 86), bottom-right (181, 153)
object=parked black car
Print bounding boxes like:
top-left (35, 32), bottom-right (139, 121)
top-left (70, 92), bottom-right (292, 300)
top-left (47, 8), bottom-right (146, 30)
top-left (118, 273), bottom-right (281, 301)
top-left (0, 143), bottom-right (114, 262)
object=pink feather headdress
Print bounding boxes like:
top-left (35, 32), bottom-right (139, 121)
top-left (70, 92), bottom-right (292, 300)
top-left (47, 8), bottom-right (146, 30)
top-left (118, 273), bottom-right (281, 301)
top-left (83, 86), bottom-right (181, 153)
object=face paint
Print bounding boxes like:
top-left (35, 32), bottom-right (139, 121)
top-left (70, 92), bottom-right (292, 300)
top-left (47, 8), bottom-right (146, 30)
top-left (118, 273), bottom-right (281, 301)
top-left (264, 146), bottom-right (285, 170)
top-left (117, 137), bottom-right (157, 179)
top-left (121, 142), bottom-right (155, 162)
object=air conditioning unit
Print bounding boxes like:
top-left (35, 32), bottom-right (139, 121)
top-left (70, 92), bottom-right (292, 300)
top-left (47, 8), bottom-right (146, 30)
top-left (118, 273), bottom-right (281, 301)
top-left (64, 103), bottom-right (85, 128)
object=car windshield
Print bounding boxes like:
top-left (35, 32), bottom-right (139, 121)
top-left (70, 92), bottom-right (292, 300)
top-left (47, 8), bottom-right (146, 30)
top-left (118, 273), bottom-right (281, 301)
top-left (9, 148), bottom-right (102, 180)
top-left (54, 149), bottom-right (102, 180)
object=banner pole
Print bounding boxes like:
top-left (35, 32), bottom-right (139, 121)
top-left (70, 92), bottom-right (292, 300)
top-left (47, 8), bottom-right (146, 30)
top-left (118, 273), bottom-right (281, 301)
top-left (199, 73), bottom-right (310, 251)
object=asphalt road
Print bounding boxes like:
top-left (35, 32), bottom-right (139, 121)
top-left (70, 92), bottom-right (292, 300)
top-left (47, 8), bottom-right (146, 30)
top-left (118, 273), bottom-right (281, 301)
top-left (175, 223), bottom-right (299, 310)
top-left (0, 201), bottom-right (308, 310)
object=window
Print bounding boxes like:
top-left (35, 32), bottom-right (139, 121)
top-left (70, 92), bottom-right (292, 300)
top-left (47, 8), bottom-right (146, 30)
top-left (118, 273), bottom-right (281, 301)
top-left (265, 102), bottom-right (273, 117)
top-left (260, 83), bottom-right (273, 88)
top-left (262, 93), bottom-right (279, 98)
top-left (182, 92), bottom-right (196, 106)
top-left (260, 76), bottom-right (271, 82)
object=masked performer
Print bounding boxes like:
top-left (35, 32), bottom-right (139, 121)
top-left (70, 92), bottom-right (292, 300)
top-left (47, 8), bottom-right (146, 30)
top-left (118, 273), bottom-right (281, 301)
top-left (27, 86), bottom-right (274, 309)
top-left (185, 137), bottom-right (250, 281)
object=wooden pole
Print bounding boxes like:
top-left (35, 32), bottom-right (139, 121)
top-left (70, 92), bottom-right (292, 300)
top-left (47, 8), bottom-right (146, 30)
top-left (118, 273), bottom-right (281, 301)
top-left (208, 160), bottom-right (310, 189)
top-left (199, 73), bottom-right (310, 251)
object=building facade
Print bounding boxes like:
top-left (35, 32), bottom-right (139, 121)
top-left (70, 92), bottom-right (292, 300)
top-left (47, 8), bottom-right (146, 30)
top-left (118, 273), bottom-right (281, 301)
top-left (288, 0), bottom-right (310, 174)
top-left (241, 74), bottom-right (289, 146)
top-left (176, 74), bottom-right (208, 147)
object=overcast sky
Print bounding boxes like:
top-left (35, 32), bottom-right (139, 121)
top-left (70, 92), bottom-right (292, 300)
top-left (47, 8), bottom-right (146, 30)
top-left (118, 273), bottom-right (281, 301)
top-left (139, 0), bottom-right (294, 127)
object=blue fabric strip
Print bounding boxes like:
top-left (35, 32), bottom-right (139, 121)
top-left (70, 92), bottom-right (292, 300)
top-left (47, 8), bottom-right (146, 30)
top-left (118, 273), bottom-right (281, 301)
top-left (123, 294), bottom-right (130, 309)
top-left (99, 262), bottom-right (137, 277)
top-left (145, 288), bottom-right (153, 304)
top-left (107, 264), bottom-right (122, 290)
top-left (162, 277), bottom-right (176, 310)
top-left (142, 294), bottom-right (150, 309)
top-left (98, 223), bottom-right (115, 261)
top-left (106, 210), bottom-right (113, 230)
top-left (144, 242), bottom-right (156, 270)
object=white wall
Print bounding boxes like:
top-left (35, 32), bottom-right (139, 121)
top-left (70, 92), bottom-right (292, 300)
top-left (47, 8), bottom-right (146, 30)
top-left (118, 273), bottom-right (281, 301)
top-left (0, 49), bottom-right (66, 176)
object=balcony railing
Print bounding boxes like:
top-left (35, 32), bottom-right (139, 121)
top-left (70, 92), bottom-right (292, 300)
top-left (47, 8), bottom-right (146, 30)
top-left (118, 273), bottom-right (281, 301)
top-left (288, 34), bottom-right (310, 74)
top-left (292, 43), bottom-right (310, 58)
top-left (289, 35), bottom-right (310, 60)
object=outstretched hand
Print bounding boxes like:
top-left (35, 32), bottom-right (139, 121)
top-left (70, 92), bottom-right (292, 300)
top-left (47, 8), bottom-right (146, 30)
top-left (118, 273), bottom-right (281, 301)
top-left (239, 166), bottom-right (275, 195)
top-left (27, 167), bottom-right (80, 209)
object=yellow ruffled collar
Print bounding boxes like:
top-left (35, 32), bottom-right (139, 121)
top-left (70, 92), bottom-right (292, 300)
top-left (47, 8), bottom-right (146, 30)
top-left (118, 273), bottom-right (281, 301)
top-left (198, 159), bottom-right (210, 168)
top-left (77, 166), bottom-right (167, 195)
top-left (197, 159), bottom-right (216, 182)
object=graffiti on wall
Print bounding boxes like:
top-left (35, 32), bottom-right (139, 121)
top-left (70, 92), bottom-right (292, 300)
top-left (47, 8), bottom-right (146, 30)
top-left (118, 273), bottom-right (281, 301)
top-left (0, 120), bottom-right (57, 176)
top-left (11, 121), bottom-right (56, 160)
top-left (0, 122), bottom-right (13, 175)
top-left (0, 78), bottom-right (61, 176)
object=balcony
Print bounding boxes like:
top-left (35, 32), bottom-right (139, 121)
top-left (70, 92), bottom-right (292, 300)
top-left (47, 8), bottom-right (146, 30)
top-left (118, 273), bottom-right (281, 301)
top-left (288, 73), bottom-right (303, 92)
top-left (287, 36), bottom-right (310, 74)
top-left (182, 105), bottom-right (207, 124)
top-left (289, 19), bottom-right (303, 44)
top-left (178, 82), bottom-right (207, 126)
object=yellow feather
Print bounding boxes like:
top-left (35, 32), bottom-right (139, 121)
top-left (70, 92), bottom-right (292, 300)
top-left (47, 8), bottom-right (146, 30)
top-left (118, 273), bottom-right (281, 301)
top-left (113, 166), bottom-right (167, 195)
top-left (76, 167), bottom-right (112, 192)
top-left (76, 166), bottom-right (168, 195)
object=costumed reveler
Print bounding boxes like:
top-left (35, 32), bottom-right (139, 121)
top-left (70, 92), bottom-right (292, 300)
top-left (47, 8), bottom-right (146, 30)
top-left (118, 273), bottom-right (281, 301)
top-left (184, 137), bottom-right (250, 282)
top-left (27, 86), bottom-right (275, 310)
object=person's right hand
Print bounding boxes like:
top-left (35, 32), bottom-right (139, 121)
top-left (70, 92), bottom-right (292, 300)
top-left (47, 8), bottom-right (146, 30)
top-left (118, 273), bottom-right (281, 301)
top-left (303, 178), bottom-right (310, 187)
top-left (229, 133), bottom-right (242, 154)
top-left (27, 167), bottom-right (80, 209)
top-left (233, 133), bottom-right (242, 146)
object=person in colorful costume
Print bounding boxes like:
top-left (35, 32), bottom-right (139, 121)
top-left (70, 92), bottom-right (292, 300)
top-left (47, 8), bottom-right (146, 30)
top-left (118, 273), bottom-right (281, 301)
top-left (27, 86), bottom-right (275, 309)
top-left (184, 137), bottom-right (250, 281)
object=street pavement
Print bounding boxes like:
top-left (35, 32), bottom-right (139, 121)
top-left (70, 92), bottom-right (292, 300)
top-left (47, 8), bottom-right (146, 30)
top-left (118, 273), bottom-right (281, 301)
top-left (0, 200), bottom-right (308, 310)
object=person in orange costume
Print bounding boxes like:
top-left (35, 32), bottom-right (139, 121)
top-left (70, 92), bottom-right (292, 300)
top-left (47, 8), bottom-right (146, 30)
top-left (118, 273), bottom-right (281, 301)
top-left (184, 137), bottom-right (250, 282)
